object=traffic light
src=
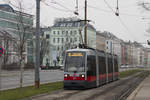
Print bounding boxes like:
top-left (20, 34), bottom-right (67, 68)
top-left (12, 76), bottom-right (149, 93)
top-left (147, 40), bottom-right (150, 45)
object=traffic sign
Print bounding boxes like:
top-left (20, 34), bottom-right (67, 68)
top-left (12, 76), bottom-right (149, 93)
top-left (0, 47), bottom-right (4, 56)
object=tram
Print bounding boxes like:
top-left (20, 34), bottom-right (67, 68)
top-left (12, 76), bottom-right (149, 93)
top-left (63, 45), bottom-right (119, 89)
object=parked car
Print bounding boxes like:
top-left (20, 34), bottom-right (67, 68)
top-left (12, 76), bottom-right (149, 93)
top-left (120, 64), bottom-right (129, 68)
top-left (40, 65), bottom-right (48, 70)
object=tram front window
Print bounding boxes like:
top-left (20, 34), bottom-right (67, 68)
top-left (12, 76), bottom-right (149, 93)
top-left (65, 52), bottom-right (85, 72)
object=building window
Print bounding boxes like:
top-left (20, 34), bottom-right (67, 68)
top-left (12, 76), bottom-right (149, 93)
top-left (46, 41), bottom-right (49, 45)
top-left (70, 31), bottom-right (72, 35)
top-left (62, 46), bottom-right (63, 51)
top-left (62, 31), bottom-right (65, 35)
top-left (62, 38), bottom-right (64, 43)
top-left (53, 38), bottom-right (55, 43)
top-left (57, 31), bottom-right (59, 35)
top-left (67, 23), bottom-right (72, 27)
top-left (70, 38), bottom-right (72, 42)
top-left (53, 46), bottom-right (56, 50)
top-left (57, 38), bottom-right (60, 43)
top-left (107, 41), bottom-right (108, 44)
top-left (66, 38), bottom-right (68, 42)
top-left (57, 46), bottom-right (59, 51)
top-left (75, 22), bottom-right (78, 27)
top-left (66, 31), bottom-right (68, 35)
top-left (79, 37), bottom-right (81, 42)
top-left (53, 31), bottom-right (55, 35)
top-left (74, 38), bottom-right (77, 42)
top-left (74, 30), bottom-right (77, 35)
top-left (46, 34), bottom-right (50, 39)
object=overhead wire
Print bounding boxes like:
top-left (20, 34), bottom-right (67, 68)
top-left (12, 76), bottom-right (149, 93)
top-left (103, 0), bottom-right (116, 13)
top-left (87, 5), bottom-right (142, 17)
top-left (41, 1), bottom-right (72, 12)
top-left (50, 0), bottom-right (74, 12)
top-left (41, 0), bottom-right (85, 20)
top-left (103, 0), bottom-right (138, 41)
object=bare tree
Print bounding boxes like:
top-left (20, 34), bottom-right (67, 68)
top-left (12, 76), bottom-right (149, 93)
top-left (40, 35), bottom-right (49, 65)
top-left (7, 0), bottom-right (33, 88)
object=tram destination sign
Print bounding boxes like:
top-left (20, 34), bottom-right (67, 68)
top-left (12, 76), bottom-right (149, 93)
top-left (0, 47), bottom-right (4, 57)
top-left (68, 52), bottom-right (83, 57)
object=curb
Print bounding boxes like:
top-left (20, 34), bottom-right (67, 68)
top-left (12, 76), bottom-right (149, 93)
top-left (126, 74), bottom-right (150, 100)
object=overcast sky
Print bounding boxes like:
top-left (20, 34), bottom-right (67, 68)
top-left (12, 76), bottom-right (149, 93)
top-left (1, 0), bottom-right (150, 45)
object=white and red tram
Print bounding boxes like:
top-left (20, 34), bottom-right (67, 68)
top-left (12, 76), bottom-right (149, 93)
top-left (64, 47), bottom-right (119, 89)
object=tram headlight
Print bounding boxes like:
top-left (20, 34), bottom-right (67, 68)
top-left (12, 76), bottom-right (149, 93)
top-left (81, 74), bottom-right (85, 78)
top-left (64, 74), bottom-right (68, 77)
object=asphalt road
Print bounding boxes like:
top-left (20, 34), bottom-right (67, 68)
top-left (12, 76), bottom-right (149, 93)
top-left (0, 69), bottom-right (64, 90)
top-left (0, 67), bottom-right (146, 90)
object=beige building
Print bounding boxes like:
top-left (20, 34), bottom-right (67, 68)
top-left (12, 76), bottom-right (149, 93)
top-left (146, 48), bottom-right (150, 67)
top-left (96, 31), bottom-right (105, 51)
top-left (96, 31), bottom-right (122, 65)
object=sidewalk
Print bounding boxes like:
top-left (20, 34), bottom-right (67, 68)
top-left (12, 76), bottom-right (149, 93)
top-left (0, 69), bottom-right (34, 77)
top-left (127, 74), bottom-right (150, 100)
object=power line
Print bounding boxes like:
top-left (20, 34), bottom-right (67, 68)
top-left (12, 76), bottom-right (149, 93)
top-left (103, 0), bottom-right (130, 31)
top-left (41, 1), bottom-right (72, 12)
top-left (50, 0), bottom-right (74, 12)
top-left (103, 0), bottom-right (116, 13)
top-left (41, 0), bottom-right (85, 20)
top-left (88, 5), bottom-right (142, 17)
top-left (117, 16), bottom-right (131, 33)
top-left (103, 0), bottom-right (138, 41)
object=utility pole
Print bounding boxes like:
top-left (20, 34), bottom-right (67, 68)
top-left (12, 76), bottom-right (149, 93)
top-left (0, 56), bottom-right (2, 94)
top-left (84, 0), bottom-right (87, 45)
top-left (112, 40), bottom-right (115, 81)
top-left (105, 36), bottom-right (108, 83)
top-left (35, 0), bottom-right (40, 88)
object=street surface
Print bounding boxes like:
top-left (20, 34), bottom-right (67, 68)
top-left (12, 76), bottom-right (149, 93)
top-left (25, 71), bottom-right (149, 100)
top-left (0, 69), bottom-right (64, 90)
top-left (127, 74), bottom-right (150, 100)
top-left (0, 67), bottom-right (144, 90)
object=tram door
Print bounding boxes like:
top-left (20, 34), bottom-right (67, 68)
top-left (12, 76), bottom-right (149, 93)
top-left (87, 55), bottom-right (97, 87)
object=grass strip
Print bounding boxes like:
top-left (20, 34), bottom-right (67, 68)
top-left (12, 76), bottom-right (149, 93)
top-left (0, 69), bottom-right (144, 100)
top-left (0, 81), bottom-right (63, 100)
top-left (119, 69), bottom-right (142, 78)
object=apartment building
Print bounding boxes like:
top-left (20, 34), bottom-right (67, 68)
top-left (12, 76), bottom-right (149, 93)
top-left (0, 4), bottom-right (34, 63)
top-left (43, 17), bottom-right (96, 66)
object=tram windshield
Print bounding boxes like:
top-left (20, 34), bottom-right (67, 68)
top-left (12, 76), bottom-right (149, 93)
top-left (65, 52), bottom-right (85, 72)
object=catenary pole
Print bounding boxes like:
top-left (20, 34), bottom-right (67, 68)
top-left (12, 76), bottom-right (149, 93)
top-left (84, 0), bottom-right (87, 45)
top-left (35, 0), bottom-right (40, 88)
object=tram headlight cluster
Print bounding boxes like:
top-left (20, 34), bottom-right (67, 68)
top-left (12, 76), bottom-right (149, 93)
top-left (80, 74), bottom-right (85, 78)
top-left (64, 74), bottom-right (69, 77)
top-left (81, 74), bottom-right (85, 78)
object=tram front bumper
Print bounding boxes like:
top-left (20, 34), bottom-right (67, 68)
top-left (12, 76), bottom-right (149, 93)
top-left (64, 80), bottom-right (87, 89)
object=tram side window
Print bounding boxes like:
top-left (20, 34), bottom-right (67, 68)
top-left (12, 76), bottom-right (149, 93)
top-left (114, 59), bottom-right (118, 72)
top-left (108, 58), bottom-right (113, 73)
top-left (87, 55), bottom-right (96, 76)
top-left (99, 56), bottom-right (106, 74)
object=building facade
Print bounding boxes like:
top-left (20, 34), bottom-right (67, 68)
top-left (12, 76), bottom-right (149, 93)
top-left (43, 17), bottom-right (96, 66)
top-left (0, 4), bottom-right (34, 63)
top-left (0, 28), bottom-right (20, 66)
top-left (96, 31), bottom-right (105, 51)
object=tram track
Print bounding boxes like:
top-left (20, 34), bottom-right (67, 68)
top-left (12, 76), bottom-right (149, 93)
top-left (29, 71), bottom-right (149, 100)
top-left (85, 71), bottom-right (149, 100)
top-left (59, 71), bottom-right (148, 100)
top-left (115, 72), bottom-right (149, 100)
